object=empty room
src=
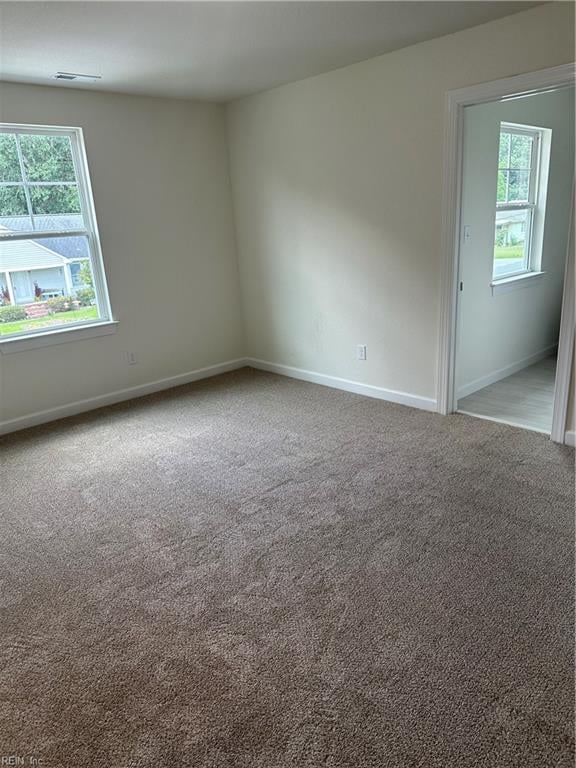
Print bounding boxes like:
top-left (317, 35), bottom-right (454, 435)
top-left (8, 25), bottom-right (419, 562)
top-left (0, 3), bottom-right (574, 767)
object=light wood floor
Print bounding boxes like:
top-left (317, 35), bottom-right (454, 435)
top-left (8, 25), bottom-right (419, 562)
top-left (458, 356), bottom-right (557, 433)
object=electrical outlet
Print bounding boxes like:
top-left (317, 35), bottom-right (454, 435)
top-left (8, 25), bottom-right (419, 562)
top-left (357, 344), bottom-right (367, 361)
top-left (127, 351), bottom-right (137, 366)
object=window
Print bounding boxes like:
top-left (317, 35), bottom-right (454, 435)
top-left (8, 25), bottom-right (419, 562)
top-left (0, 124), bottom-right (112, 340)
top-left (493, 123), bottom-right (546, 282)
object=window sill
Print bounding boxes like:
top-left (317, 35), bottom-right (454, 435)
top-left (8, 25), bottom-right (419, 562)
top-left (491, 271), bottom-right (545, 296)
top-left (0, 320), bottom-right (118, 354)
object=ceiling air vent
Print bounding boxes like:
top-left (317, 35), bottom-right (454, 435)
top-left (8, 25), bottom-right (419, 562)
top-left (52, 72), bottom-right (101, 82)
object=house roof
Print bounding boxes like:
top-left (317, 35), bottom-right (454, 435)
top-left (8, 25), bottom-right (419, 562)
top-left (0, 217), bottom-right (86, 260)
top-left (0, 226), bottom-right (70, 272)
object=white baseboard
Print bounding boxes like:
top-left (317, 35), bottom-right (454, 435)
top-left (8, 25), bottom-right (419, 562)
top-left (246, 357), bottom-right (437, 412)
top-left (0, 358), bottom-right (247, 436)
top-left (457, 345), bottom-right (557, 400)
top-left (0, 349), bottom-right (564, 439)
top-left (564, 430), bottom-right (575, 448)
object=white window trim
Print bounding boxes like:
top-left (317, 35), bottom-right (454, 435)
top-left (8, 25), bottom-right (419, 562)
top-left (492, 122), bottom-right (546, 284)
top-left (490, 269), bottom-right (546, 296)
top-left (0, 319), bottom-right (118, 354)
top-left (0, 122), bottom-right (114, 346)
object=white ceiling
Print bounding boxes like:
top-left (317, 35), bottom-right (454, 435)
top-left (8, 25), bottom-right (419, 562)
top-left (0, 1), bottom-right (542, 102)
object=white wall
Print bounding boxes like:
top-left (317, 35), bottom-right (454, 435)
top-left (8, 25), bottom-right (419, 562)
top-left (0, 83), bottom-right (244, 424)
top-left (227, 3), bottom-right (575, 408)
top-left (456, 88), bottom-right (574, 396)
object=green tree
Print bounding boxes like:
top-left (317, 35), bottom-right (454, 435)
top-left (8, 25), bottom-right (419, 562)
top-left (0, 134), bottom-right (21, 182)
top-left (79, 260), bottom-right (93, 287)
top-left (0, 132), bottom-right (81, 218)
top-left (497, 131), bottom-right (532, 204)
top-left (19, 135), bottom-right (76, 182)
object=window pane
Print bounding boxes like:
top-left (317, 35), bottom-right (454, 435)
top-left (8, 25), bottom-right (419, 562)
top-left (32, 213), bottom-right (84, 232)
top-left (0, 125), bottom-right (110, 338)
top-left (0, 235), bottom-right (99, 336)
top-left (0, 215), bottom-right (33, 232)
top-left (29, 185), bottom-right (81, 216)
top-left (493, 209), bottom-right (530, 279)
top-left (35, 235), bottom-right (90, 260)
top-left (0, 185), bottom-right (28, 216)
top-left (508, 170), bottom-right (530, 202)
top-left (509, 133), bottom-right (533, 170)
top-left (0, 134), bottom-right (22, 182)
top-left (19, 134), bottom-right (76, 182)
top-left (70, 259), bottom-right (89, 287)
top-left (498, 132), bottom-right (510, 169)
top-left (497, 170), bottom-right (507, 203)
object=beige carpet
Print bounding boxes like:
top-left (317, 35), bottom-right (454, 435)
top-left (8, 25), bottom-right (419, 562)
top-left (1, 368), bottom-right (574, 768)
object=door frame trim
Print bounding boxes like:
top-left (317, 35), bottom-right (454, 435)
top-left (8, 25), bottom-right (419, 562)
top-left (551, 185), bottom-right (574, 443)
top-left (437, 62), bottom-right (575, 443)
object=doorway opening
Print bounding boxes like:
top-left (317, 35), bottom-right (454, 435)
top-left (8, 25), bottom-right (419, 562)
top-left (438, 64), bottom-right (575, 443)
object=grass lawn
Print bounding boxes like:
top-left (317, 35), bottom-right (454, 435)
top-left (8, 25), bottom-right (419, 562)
top-left (0, 307), bottom-right (99, 336)
top-left (494, 244), bottom-right (524, 260)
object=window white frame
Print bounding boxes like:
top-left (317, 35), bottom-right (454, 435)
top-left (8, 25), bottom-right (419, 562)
top-left (492, 122), bottom-right (544, 282)
top-left (0, 122), bottom-right (113, 344)
top-left (437, 62), bottom-right (575, 446)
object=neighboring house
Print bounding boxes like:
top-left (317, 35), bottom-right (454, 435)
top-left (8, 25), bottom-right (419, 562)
top-left (0, 226), bottom-right (90, 305)
top-left (495, 209), bottom-right (527, 246)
